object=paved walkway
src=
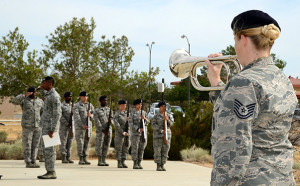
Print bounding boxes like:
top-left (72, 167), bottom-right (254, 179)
top-left (0, 160), bottom-right (212, 186)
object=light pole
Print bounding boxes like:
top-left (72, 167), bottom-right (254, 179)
top-left (146, 41), bottom-right (155, 112)
top-left (181, 34), bottom-right (191, 106)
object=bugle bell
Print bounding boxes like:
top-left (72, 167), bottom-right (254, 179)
top-left (169, 49), bottom-right (240, 91)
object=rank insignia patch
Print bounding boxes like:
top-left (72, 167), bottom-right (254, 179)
top-left (233, 99), bottom-right (256, 119)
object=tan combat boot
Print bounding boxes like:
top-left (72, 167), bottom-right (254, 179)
top-left (37, 171), bottom-right (57, 179)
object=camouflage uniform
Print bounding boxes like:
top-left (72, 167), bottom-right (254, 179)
top-left (11, 94), bottom-right (44, 165)
top-left (73, 101), bottom-right (94, 158)
top-left (129, 108), bottom-right (149, 167)
top-left (152, 112), bottom-right (173, 168)
top-left (113, 110), bottom-right (130, 163)
top-left (40, 88), bottom-right (62, 172)
top-left (94, 106), bottom-right (113, 164)
top-left (209, 57), bottom-right (298, 185)
top-left (38, 138), bottom-right (44, 162)
top-left (59, 101), bottom-right (74, 161)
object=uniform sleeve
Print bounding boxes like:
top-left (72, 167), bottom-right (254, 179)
top-left (11, 94), bottom-right (25, 105)
top-left (209, 81), bottom-right (225, 104)
top-left (113, 111), bottom-right (123, 134)
top-left (211, 77), bottom-right (259, 185)
top-left (167, 113), bottom-right (174, 127)
top-left (40, 100), bottom-right (44, 116)
top-left (74, 105), bottom-right (85, 128)
top-left (143, 111), bottom-right (150, 125)
top-left (90, 104), bottom-right (95, 120)
top-left (110, 110), bottom-right (114, 126)
top-left (50, 96), bottom-right (62, 131)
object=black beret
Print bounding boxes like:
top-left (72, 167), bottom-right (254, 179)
top-left (157, 101), bottom-right (166, 108)
top-left (64, 92), bottom-right (72, 97)
top-left (231, 10), bottom-right (281, 32)
top-left (118, 100), bottom-right (127, 105)
top-left (27, 86), bottom-right (36, 92)
top-left (79, 91), bottom-right (87, 96)
top-left (133, 99), bottom-right (142, 105)
top-left (43, 76), bottom-right (55, 84)
top-left (99, 95), bottom-right (107, 101)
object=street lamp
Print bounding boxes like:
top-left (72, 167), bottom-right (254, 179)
top-left (146, 41), bottom-right (155, 112)
top-left (181, 34), bottom-right (191, 106)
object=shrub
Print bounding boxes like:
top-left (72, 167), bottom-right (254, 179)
top-left (0, 131), bottom-right (8, 143)
top-left (293, 161), bottom-right (300, 170)
top-left (180, 145), bottom-right (213, 163)
top-left (169, 101), bottom-right (213, 160)
top-left (7, 139), bottom-right (23, 159)
top-left (0, 143), bottom-right (10, 159)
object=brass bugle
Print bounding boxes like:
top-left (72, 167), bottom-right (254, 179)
top-left (169, 49), bottom-right (240, 91)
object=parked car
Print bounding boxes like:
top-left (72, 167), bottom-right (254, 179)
top-left (171, 106), bottom-right (185, 118)
top-left (294, 108), bottom-right (300, 121)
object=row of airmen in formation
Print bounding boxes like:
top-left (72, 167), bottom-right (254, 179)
top-left (11, 76), bottom-right (174, 179)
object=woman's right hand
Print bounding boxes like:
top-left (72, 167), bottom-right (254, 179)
top-left (205, 53), bottom-right (223, 87)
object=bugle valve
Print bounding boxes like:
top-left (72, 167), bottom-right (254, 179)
top-left (169, 49), bottom-right (240, 91)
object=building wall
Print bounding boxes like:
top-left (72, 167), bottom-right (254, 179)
top-left (0, 97), bottom-right (22, 119)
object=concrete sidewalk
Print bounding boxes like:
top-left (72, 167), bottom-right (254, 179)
top-left (0, 160), bottom-right (212, 186)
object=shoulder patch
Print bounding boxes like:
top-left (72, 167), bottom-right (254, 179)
top-left (233, 99), bottom-right (256, 119)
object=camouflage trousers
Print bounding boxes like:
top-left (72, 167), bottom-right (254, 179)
top-left (114, 134), bottom-right (130, 160)
top-left (22, 126), bottom-right (42, 163)
top-left (42, 129), bottom-right (56, 172)
top-left (59, 125), bottom-right (74, 157)
top-left (153, 137), bottom-right (171, 164)
top-left (95, 129), bottom-right (112, 157)
top-left (38, 137), bottom-right (44, 157)
top-left (131, 135), bottom-right (147, 161)
top-left (75, 128), bottom-right (90, 157)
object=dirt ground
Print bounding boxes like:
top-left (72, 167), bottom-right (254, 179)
top-left (0, 124), bottom-right (22, 142)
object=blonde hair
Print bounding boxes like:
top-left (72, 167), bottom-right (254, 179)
top-left (234, 23), bottom-right (280, 51)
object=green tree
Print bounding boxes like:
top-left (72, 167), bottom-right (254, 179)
top-left (95, 35), bottom-right (134, 99)
top-left (43, 17), bottom-right (99, 102)
top-left (166, 77), bottom-right (209, 107)
top-left (271, 53), bottom-right (286, 70)
top-left (0, 27), bottom-right (48, 98)
top-left (121, 68), bottom-right (159, 104)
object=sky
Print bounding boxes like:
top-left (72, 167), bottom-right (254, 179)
top-left (0, 0), bottom-right (299, 86)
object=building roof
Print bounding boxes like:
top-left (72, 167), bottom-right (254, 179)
top-left (170, 81), bottom-right (182, 85)
top-left (289, 76), bottom-right (300, 88)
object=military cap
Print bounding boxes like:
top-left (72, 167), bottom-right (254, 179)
top-left (27, 86), bottom-right (36, 92)
top-left (133, 99), bottom-right (142, 105)
top-left (79, 91), bottom-right (87, 96)
top-left (64, 92), bottom-right (72, 97)
top-left (118, 99), bottom-right (127, 105)
top-left (99, 95), bottom-right (107, 101)
top-left (231, 10), bottom-right (281, 32)
top-left (157, 101), bottom-right (166, 108)
top-left (43, 76), bottom-right (55, 84)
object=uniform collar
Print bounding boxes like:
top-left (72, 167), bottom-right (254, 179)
top-left (241, 56), bottom-right (273, 72)
top-left (63, 101), bottom-right (71, 105)
top-left (79, 101), bottom-right (88, 106)
top-left (44, 88), bottom-right (55, 96)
